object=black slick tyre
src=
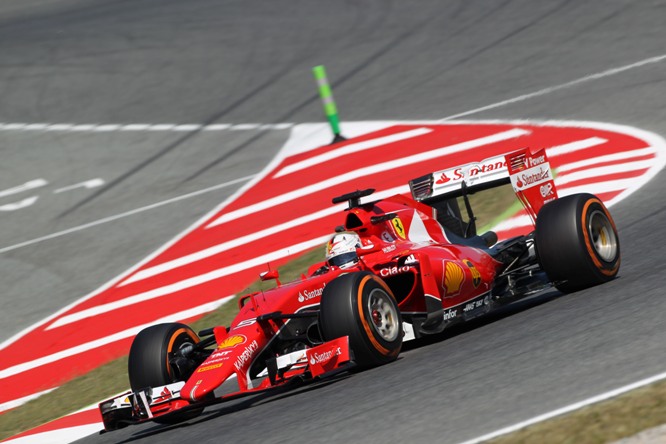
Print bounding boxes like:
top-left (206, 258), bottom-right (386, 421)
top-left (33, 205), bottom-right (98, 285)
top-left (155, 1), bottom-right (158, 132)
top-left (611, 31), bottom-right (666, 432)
top-left (319, 272), bottom-right (402, 368)
top-left (535, 193), bottom-right (620, 293)
top-left (128, 323), bottom-right (203, 424)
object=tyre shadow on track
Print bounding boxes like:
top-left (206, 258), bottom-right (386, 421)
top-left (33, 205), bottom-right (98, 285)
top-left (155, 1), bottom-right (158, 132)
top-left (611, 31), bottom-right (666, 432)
top-left (400, 288), bottom-right (563, 352)
top-left (107, 378), bottom-right (349, 443)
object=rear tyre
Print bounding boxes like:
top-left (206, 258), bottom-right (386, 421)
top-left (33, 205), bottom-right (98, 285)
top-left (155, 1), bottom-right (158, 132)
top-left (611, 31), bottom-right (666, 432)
top-left (535, 193), bottom-right (620, 293)
top-left (128, 323), bottom-right (203, 424)
top-left (319, 272), bottom-right (402, 368)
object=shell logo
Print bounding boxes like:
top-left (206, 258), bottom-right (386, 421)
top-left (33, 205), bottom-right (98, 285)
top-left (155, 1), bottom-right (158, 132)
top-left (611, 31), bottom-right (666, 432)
top-left (217, 334), bottom-right (246, 350)
top-left (443, 261), bottom-right (465, 297)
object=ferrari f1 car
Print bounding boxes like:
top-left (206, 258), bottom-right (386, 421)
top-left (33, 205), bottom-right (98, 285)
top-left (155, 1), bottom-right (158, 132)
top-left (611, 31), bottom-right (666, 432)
top-left (100, 146), bottom-right (620, 431)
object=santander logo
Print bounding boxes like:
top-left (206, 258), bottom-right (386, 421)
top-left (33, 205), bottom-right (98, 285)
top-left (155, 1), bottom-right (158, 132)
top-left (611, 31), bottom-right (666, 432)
top-left (309, 347), bottom-right (342, 365)
top-left (435, 173), bottom-right (450, 184)
top-left (298, 284), bottom-right (325, 303)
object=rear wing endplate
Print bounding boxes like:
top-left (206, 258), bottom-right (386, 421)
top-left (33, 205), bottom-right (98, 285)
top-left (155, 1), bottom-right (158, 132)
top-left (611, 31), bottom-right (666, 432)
top-left (409, 147), bottom-right (558, 223)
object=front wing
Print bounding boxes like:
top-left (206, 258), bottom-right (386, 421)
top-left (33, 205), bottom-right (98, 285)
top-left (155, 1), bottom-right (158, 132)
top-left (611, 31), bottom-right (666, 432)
top-left (99, 336), bottom-right (352, 431)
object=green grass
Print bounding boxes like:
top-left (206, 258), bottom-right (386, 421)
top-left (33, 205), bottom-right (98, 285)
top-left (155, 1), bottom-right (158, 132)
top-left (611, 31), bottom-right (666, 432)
top-left (488, 379), bottom-right (666, 444)
top-left (461, 183), bottom-right (522, 233)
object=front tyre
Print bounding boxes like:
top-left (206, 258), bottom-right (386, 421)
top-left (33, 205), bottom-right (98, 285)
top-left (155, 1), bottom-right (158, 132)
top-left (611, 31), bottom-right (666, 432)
top-left (128, 323), bottom-right (203, 424)
top-left (535, 193), bottom-right (620, 293)
top-left (319, 272), bottom-right (402, 368)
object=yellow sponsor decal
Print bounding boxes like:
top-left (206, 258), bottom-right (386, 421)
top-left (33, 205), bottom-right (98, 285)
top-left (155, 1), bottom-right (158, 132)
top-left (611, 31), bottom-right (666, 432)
top-left (217, 334), bottom-right (246, 349)
top-left (391, 217), bottom-right (407, 240)
top-left (464, 259), bottom-right (482, 288)
top-left (197, 363), bottom-right (223, 373)
top-left (443, 261), bottom-right (465, 296)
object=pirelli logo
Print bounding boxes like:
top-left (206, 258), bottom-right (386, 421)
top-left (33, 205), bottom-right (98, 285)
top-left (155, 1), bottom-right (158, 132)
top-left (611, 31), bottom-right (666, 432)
top-left (197, 363), bottom-right (223, 373)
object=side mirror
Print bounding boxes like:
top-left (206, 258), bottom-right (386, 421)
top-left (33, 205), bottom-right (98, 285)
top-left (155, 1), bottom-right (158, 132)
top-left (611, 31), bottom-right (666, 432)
top-left (260, 269), bottom-right (281, 286)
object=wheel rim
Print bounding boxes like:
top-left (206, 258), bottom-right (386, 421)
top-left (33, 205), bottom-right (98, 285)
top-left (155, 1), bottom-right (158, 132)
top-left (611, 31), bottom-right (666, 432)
top-left (588, 210), bottom-right (618, 262)
top-left (367, 288), bottom-right (400, 342)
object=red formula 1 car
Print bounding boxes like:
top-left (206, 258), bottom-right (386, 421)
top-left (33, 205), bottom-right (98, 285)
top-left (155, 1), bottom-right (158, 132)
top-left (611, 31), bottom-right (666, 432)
top-left (100, 147), bottom-right (620, 431)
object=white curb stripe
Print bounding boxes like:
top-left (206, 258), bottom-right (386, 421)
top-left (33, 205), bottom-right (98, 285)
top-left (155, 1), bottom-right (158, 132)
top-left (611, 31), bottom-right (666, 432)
top-left (274, 127), bottom-right (433, 178)
top-left (120, 184), bottom-right (411, 286)
top-left (0, 388), bottom-right (57, 413)
top-left (0, 296), bottom-right (235, 379)
top-left (46, 236), bottom-right (329, 329)
top-left (3, 423), bottom-right (103, 444)
top-left (207, 128), bottom-right (530, 228)
top-left (556, 159), bottom-right (654, 186)
top-left (555, 147), bottom-right (656, 173)
top-left (546, 137), bottom-right (607, 157)
top-left (119, 204), bottom-right (346, 286)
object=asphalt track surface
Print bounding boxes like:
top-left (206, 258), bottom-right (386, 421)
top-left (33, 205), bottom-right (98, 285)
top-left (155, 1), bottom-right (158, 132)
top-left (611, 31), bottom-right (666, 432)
top-left (0, 0), bottom-right (665, 442)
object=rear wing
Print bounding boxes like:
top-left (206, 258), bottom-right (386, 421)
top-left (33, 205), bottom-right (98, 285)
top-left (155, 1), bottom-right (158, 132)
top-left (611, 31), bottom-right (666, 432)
top-left (409, 147), bottom-right (558, 223)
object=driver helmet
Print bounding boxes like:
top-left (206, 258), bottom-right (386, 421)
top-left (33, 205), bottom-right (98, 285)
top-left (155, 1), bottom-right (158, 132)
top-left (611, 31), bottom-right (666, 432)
top-left (326, 232), bottom-right (361, 269)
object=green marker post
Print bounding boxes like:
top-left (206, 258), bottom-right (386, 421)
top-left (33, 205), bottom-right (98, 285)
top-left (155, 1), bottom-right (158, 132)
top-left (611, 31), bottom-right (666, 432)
top-left (312, 65), bottom-right (346, 143)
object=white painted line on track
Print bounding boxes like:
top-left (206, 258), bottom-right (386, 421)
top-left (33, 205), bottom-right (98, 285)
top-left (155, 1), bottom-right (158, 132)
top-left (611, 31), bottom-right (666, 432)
top-left (0, 175), bottom-right (255, 254)
top-left (46, 124), bottom-right (74, 131)
top-left (264, 123), bottom-right (293, 130)
top-left (92, 124), bottom-right (121, 132)
top-left (0, 179), bottom-right (48, 198)
top-left (1, 123), bottom-right (27, 130)
top-left (146, 124), bottom-right (175, 131)
top-left (0, 197), bottom-right (39, 212)
top-left (172, 124), bottom-right (203, 131)
top-left (230, 123), bottom-right (261, 130)
top-left (274, 127), bottom-right (434, 178)
top-left (202, 123), bottom-right (231, 131)
top-left (69, 124), bottom-right (96, 131)
top-left (53, 179), bottom-right (105, 194)
top-left (440, 53), bottom-right (666, 120)
top-left (207, 128), bottom-right (530, 228)
top-left (23, 124), bottom-right (48, 130)
top-left (119, 124), bottom-right (150, 131)
top-left (0, 122), bottom-right (294, 132)
top-left (47, 236), bottom-right (330, 329)
top-left (456, 371), bottom-right (666, 444)
top-left (0, 296), bottom-right (235, 379)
